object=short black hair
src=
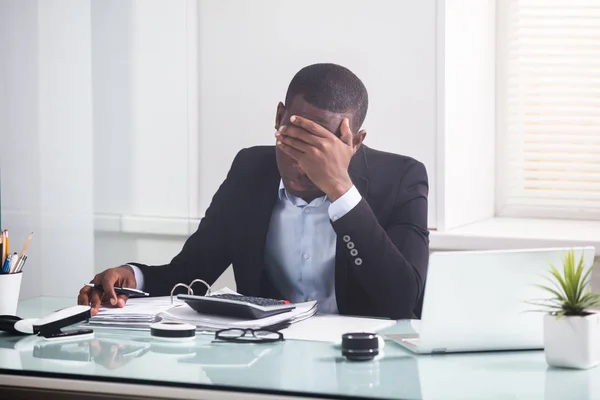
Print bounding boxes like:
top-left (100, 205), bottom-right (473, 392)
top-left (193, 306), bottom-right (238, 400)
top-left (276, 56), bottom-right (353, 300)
top-left (285, 63), bottom-right (368, 132)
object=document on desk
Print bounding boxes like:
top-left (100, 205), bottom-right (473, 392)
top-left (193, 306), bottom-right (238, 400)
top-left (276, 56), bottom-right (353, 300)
top-left (87, 288), bottom-right (317, 332)
top-left (88, 296), bottom-right (183, 329)
top-left (280, 315), bottom-right (396, 343)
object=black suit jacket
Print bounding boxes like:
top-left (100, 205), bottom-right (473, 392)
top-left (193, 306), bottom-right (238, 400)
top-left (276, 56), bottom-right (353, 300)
top-left (131, 145), bottom-right (430, 319)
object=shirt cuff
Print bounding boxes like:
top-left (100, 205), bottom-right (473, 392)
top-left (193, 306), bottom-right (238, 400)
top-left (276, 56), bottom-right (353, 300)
top-left (328, 185), bottom-right (361, 222)
top-left (127, 264), bottom-right (145, 291)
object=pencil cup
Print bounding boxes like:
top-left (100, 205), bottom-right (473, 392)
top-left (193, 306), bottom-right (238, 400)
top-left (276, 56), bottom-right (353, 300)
top-left (0, 272), bottom-right (22, 315)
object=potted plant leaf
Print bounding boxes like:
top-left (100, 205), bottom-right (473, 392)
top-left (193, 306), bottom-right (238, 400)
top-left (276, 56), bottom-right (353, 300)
top-left (533, 249), bottom-right (600, 369)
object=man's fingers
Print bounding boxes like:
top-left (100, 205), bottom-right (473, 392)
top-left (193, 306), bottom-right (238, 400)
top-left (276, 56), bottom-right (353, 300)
top-left (276, 125), bottom-right (321, 147)
top-left (340, 118), bottom-right (353, 146)
top-left (117, 294), bottom-right (128, 308)
top-left (277, 134), bottom-right (314, 153)
top-left (100, 273), bottom-right (119, 306)
top-left (289, 115), bottom-right (332, 138)
top-left (78, 286), bottom-right (92, 306)
top-left (277, 139), bottom-right (303, 160)
top-left (90, 289), bottom-right (102, 316)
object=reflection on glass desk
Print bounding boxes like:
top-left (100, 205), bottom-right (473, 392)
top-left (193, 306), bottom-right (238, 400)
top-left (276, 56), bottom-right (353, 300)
top-left (0, 297), bottom-right (600, 400)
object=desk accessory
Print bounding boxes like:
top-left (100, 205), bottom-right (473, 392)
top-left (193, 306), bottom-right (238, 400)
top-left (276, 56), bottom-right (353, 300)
top-left (341, 332), bottom-right (379, 361)
top-left (178, 294), bottom-right (295, 320)
top-left (0, 271), bottom-right (23, 315)
top-left (0, 305), bottom-right (93, 340)
top-left (33, 305), bottom-right (94, 340)
top-left (150, 321), bottom-right (196, 341)
top-left (528, 248), bottom-right (600, 370)
top-left (0, 231), bottom-right (32, 274)
top-left (171, 279), bottom-right (295, 320)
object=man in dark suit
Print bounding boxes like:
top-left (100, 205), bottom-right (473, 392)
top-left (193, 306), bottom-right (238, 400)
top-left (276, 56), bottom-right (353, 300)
top-left (78, 63), bottom-right (430, 320)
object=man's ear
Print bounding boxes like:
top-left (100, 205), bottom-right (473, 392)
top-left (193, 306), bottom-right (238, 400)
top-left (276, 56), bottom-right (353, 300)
top-left (275, 102), bottom-right (286, 129)
top-left (352, 129), bottom-right (367, 153)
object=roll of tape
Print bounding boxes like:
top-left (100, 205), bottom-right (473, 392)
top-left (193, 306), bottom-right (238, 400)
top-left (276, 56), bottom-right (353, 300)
top-left (150, 321), bottom-right (196, 341)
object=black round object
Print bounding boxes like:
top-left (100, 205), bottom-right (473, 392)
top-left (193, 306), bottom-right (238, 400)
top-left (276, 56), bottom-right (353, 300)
top-left (341, 332), bottom-right (379, 361)
top-left (150, 321), bottom-right (196, 340)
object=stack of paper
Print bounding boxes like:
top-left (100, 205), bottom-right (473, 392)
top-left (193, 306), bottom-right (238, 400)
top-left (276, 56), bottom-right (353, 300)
top-left (87, 288), bottom-right (318, 332)
top-left (89, 296), bottom-right (182, 329)
top-left (159, 299), bottom-right (317, 332)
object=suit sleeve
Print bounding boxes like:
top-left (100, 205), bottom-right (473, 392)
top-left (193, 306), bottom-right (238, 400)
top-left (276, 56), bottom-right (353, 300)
top-left (128, 150), bottom-right (246, 296)
top-left (331, 161), bottom-right (429, 319)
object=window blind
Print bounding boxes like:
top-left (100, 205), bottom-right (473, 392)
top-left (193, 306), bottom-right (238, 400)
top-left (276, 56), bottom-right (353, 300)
top-left (499, 0), bottom-right (600, 219)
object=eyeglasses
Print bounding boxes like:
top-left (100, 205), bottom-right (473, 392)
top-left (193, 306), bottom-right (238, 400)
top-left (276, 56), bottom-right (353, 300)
top-left (214, 328), bottom-right (284, 344)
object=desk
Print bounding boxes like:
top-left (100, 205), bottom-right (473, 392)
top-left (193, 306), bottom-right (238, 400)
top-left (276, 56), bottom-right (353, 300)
top-left (0, 298), bottom-right (599, 400)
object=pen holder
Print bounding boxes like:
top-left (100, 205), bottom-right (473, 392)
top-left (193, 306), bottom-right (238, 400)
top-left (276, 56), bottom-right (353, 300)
top-left (0, 271), bottom-right (22, 315)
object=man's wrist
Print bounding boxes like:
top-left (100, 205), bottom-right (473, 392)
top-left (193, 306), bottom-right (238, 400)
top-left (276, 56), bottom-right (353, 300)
top-left (124, 264), bottom-right (144, 291)
top-left (325, 177), bottom-right (353, 203)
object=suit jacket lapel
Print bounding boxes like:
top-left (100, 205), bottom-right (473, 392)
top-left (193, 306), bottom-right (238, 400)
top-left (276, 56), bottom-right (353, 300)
top-left (246, 150), bottom-right (281, 293)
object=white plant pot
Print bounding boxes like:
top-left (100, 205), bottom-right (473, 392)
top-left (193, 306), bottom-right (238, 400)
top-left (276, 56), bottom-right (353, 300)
top-left (544, 312), bottom-right (600, 369)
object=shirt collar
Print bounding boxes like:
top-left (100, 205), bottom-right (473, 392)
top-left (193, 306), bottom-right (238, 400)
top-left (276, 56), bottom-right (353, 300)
top-left (278, 179), bottom-right (288, 201)
top-left (277, 179), bottom-right (328, 207)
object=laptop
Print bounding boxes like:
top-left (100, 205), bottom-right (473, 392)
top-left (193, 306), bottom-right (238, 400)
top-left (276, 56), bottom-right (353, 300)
top-left (388, 247), bottom-right (596, 354)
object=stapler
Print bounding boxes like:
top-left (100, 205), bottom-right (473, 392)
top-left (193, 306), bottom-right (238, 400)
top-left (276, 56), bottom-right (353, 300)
top-left (0, 305), bottom-right (93, 340)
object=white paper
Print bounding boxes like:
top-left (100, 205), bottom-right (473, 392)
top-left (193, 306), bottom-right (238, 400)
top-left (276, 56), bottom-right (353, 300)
top-left (88, 288), bottom-right (318, 332)
top-left (90, 296), bottom-right (181, 324)
top-left (280, 315), bottom-right (396, 343)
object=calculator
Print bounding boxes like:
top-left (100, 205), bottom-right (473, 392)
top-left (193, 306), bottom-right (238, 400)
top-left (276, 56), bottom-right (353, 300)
top-left (177, 294), bottom-right (296, 320)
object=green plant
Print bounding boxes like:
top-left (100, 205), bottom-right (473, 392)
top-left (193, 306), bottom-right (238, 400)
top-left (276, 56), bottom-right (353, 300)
top-left (532, 249), bottom-right (600, 317)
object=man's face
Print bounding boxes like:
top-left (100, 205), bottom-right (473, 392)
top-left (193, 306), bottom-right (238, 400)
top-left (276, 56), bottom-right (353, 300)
top-left (274, 95), bottom-right (354, 201)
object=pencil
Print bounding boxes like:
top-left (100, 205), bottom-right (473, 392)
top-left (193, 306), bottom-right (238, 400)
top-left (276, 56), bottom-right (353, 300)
top-left (17, 232), bottom-right (33, 263)
top-left (1, 231), bottom-right (6, 267)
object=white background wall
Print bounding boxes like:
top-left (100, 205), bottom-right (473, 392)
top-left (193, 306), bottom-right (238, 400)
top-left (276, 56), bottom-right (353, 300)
top-left (196, 0), bottom-right (438, 225)
top-left (0, 0), bottom-right (95, 298)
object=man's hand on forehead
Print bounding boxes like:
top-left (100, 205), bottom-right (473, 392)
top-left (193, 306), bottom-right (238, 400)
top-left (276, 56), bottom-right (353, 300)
top-left (275, 115), bottom-right (354, 202)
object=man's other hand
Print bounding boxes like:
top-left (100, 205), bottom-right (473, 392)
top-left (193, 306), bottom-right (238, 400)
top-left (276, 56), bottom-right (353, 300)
top-left (78, 265), bottom-right (137, 316)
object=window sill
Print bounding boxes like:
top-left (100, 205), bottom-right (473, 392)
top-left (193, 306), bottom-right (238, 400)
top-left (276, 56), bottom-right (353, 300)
top-left (430, 217), bottom-right (600, 256)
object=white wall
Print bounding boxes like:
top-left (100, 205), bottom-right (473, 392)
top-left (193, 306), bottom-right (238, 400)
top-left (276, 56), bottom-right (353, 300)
top-left (437, 0), bottom-right (496, 231)
top-left (197, 0), bottom-right (438, 228)
top-left (91, 0), bottom-right (199, 278)
top-left (0, 0), bottom-right (42, 298)
top-left (0, 0), bottom-right (95, 298)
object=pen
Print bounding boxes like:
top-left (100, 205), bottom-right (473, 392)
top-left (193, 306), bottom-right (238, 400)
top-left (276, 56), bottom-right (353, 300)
top-left (7, 252), bottom-right (18, 274)
top-left (15, 255), bottom-right (27, 273)
top-left (1, 254), bottom-right (11, 274)
top-left (85, 283), bottom-right (149, 297)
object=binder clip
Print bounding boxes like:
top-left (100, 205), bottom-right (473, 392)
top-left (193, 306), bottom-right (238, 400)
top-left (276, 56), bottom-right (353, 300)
top-left (0, 305), bottom-right (93, 341)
